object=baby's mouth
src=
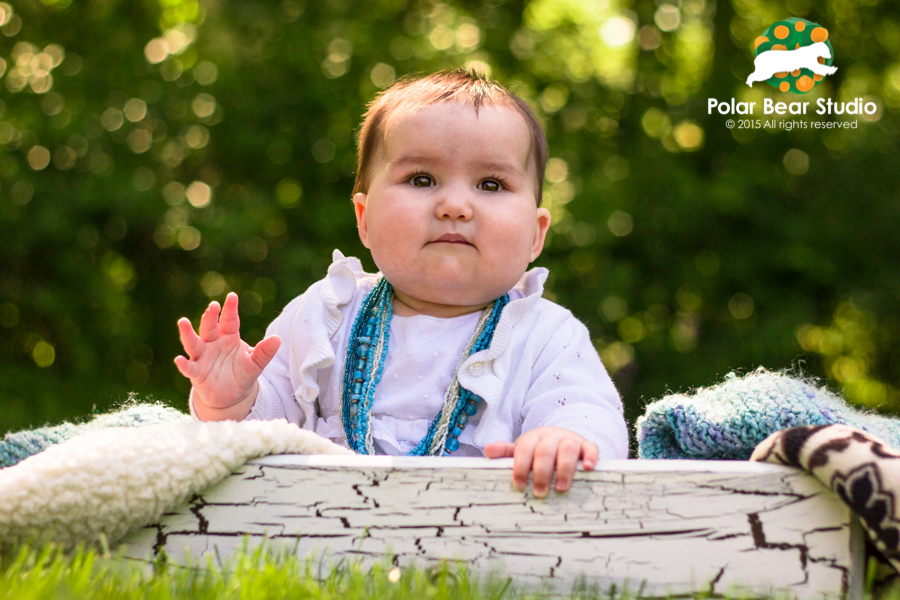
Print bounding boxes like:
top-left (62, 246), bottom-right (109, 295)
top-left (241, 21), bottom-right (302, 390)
top-left (432, 233), bottom-right (473, 246)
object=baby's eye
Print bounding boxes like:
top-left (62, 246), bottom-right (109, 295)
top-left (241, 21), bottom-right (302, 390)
top-left (409, 175), bottom-right (434, 187)
top-left (478, 179), bottom-right (503, 192)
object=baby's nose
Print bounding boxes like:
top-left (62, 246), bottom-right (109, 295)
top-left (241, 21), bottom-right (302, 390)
top-left (435, 185), bottom-right (474, 219)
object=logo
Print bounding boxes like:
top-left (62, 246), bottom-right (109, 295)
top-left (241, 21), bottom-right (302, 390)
top-left (746, 18), bottom-right (836, 93)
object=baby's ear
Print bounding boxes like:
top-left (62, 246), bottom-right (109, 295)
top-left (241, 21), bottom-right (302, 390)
top-left (353, 193), bottom-right (370, 248)
top-left (530, 207), bottom-right (551, 261)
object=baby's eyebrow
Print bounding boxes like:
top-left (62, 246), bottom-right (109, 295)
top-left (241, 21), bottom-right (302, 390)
top-left (477, 160), bottom-right (524, 175)
top-left (391, 155), bottom-right (438, 169)
top-left (391, 155), bottom-right (525, 176)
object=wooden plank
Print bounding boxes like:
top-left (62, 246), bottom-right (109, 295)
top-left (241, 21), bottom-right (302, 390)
top-left (118, 457), bottom-right (864, 599)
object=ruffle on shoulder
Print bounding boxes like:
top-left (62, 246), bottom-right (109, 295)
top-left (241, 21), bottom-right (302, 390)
top-left (293, 250), bottom-right (369, 431)
top-left (321, 249), bottom-right (365, 333)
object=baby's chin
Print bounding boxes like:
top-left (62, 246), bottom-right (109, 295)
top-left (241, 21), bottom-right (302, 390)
top-left (387, 271), bottom-right (523, 308)
top-left (373, 254), bottom-right (528, 307)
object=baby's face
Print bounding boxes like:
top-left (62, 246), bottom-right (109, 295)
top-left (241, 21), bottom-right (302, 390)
top-left (354, 102), bottom-right (551, 313)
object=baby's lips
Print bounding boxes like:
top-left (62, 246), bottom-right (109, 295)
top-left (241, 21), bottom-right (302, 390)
top-left (432, 232), bottom-right (473, 245)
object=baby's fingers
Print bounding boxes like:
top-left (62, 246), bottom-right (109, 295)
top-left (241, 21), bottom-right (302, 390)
top-left (512, 436), bottom-right (538, 493)
top-left (174, 355), bottom-right (199, 379)
top-left (219, 293), bottom-right (241, 336)
top-left (199, 301), bottom-right (222, 342)
top-left (530, 439), bottom-right (557, 498)
top-left (554, 438), bottom-right (582, 493)
top-left (581, 442), bottom-right (600, 471)
top-left (483, 441), bottom-right (515, 459)
top-left (249, 335), bottom-right (281, 370)
top-left (177, 317), bottom-right (204, 359)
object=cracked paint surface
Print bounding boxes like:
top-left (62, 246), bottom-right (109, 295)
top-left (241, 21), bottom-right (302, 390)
top-left (119, 462), bottom-right (862, 599)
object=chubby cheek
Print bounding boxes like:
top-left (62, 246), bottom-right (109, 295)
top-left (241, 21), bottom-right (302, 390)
top-left (483, 210), bottom-right (538, 264)
top-left (365, 199), bottom-right (424, 266)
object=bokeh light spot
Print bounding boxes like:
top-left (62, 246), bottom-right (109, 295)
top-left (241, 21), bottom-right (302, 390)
top-left (654, 4), bottom-right (680, 32)
top-left (642, 108), bottom-right (671, 139)
top-left (546, 158), bottom-right (568, 183)
top-left (608, 210), bottom-right (633, 236)
top-left (53, 146), bottom-right (76, 170)
top-left (145, 39), bottom-right (168, 64)
top-left (673, 121), bottom-right (704, 151)
top-left (600, 296), bottom-right (628, 322)
top-left (32, 341), bottom-right (55, 367)
top-left (101, 107), bottom-right (124, 131)
top-left (192, 93), bottom-right (216, 118)
top-left (124, 98), bottom-right (148, 122)
top-left (186, 181), bottom-right (212, 207)
top-left (600, 16), bottom-right (636, 47)
top-left (194, 61), bottom-right (218, 85)
top-left (783, 149), bottom-right (809, 175)
top-left (276, 178), bottom-right (302, 208)
top-left (178, 226), bottom-right (201, 250)
top-left (201, 271), bottom-right (227, 297)
top-left (127, 129), bottom-right (153, 153)
top-left (370, 63), bottom-right (396, 88)
top-left (27, 146), bottom-right (51, 170)
top-left (729, 293), bottom-right (755, 320)
top-left (184, 125), bottom-right (209, 149)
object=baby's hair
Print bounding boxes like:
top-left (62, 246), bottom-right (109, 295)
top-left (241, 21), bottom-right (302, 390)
top-left (352, 68), bottom-right (549, 206)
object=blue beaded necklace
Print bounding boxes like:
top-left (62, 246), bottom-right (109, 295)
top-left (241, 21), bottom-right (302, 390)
top-left (340, 278), bottom-right (509, 456)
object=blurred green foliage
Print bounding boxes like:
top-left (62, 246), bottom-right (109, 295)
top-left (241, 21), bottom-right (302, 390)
top-left (2, 0), bottom-right (900, 440)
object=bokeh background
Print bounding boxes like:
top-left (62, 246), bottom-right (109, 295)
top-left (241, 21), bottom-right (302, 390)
top-left (2, 0), bottom-right (899, 452)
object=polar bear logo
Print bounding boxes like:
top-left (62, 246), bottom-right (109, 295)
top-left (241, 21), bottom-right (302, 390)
top-left (746, 41), bottom-right (837, 87)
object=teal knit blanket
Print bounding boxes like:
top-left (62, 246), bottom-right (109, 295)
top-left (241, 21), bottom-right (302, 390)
top-left (7, 371), bottom-right (898, 465)
top-left (636, 369), bottom-right (900, 459)
top-left (0, 400), bottom-right (189, 468)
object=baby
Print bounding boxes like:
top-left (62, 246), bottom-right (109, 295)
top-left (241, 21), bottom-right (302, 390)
top-left (175, 70), bottom-right (628, 497)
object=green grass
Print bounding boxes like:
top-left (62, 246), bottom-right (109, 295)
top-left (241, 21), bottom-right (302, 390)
top-left (0, 541), bottom-right (548, 600)
top-left (1, 541), bottom-right (898, 600)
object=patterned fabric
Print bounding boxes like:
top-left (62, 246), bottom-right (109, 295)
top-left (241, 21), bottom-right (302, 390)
top-left (751, 424), bottom-right (900, 571)
top-left (636, 368), bottom-right (900, 460)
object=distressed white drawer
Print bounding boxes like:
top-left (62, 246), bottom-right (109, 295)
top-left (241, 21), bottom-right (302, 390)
top-left (119, 456), bottom-right (863, 599)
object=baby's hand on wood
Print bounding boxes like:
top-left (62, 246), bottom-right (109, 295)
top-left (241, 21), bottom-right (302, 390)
top-left (484, 427), bottom-right (599, 498)
top-left (174, 292), bottom-right (281, 411)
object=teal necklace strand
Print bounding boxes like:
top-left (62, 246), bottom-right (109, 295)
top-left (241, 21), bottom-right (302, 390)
top-left (340, 278), bottom-right (509, 456)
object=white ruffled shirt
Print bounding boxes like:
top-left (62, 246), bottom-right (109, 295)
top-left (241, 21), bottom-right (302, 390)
top-left (192, 250), bottom-right (629, 458)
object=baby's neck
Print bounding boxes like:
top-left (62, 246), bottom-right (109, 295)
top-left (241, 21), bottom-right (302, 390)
top-left (391, 290), bottom-right (490, 319)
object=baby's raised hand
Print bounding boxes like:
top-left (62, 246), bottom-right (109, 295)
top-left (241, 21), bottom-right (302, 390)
top-left (483, 427), bottom-right (599, 498)
top-left (174, 292), bottom-right (281, 416)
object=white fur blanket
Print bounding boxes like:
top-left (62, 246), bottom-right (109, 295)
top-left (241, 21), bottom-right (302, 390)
top-left (0, 419), bottom-right (352, 548)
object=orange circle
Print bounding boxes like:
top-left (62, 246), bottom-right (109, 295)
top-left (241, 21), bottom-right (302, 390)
top-left (775, 71), bottom-right (788, 79)
top-left (814, 74), bottom-right (823, 81)
top-left (796, 76), bottom-right (814, 92)
top-left (791, 69), bottom-right (801, 76)
top-left (811, 27), bottom-right (829, 42)
top-left (779, 81), bottom-right (790, 92)
top-left (754, 36), bottom-right (769, 49)
top-left (795, 21), bottom-right (806, 32)
top-left (771, 44), bottom-right (787, 50)
top-left (795, 42), bottom-right (800, 49)
top-left (774, 25), bottom-right (789, 39)
top-left (818, 56), bottom-right (826, 64)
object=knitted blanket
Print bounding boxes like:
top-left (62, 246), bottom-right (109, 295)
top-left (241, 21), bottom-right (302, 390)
top-left (0, 407), bottom-right (353, 548)
top-left (636, 368), bottom-right (900, 460)
top-left (0, 401), bottom-right (189, 468)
